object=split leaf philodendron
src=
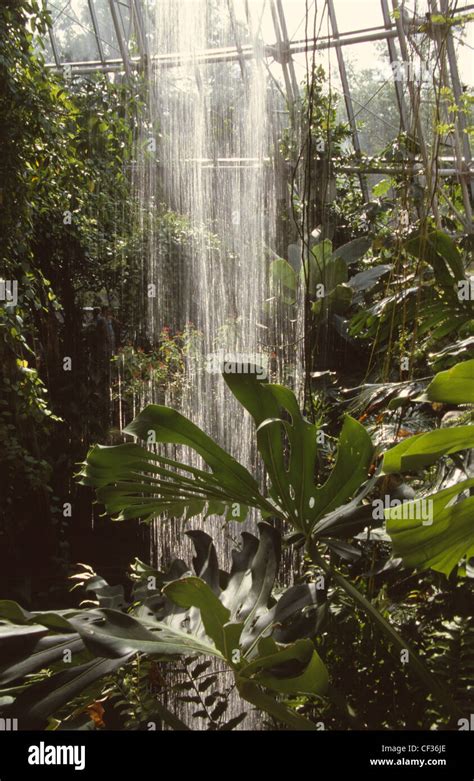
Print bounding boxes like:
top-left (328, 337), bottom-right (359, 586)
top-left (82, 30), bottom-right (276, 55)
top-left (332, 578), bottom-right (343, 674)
top-left (79, 367), bottom-right (374, 537)
top-left (0, 524), bottom-right (327, 731)
top-left (76, 366), bottom-right (459, 719)
top-left (384, 359), bottom-right (474, 578)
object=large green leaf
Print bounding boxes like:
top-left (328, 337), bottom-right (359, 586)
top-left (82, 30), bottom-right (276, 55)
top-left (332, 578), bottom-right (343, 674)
top-left (385, 478), bottom-right (474, 577)
top-left (223, 371), bottom-right (374, 535)
top-left (68, 609), bottom-right (224, 660)
top-left (382, 426), bottom-right (474, 473)
top-left (124, 405), bottom-right (259, 498)
top-left (0, 526), bottom-right (327, 729)
top-left (78, 407), bottom-right (277, 524)
top-left (3, 656), bottom-right (132, 730)
top-left (405, 230), bottom-right (465, 284)
top-left (239, 636), bottom-right (328, 696)
top-left (0, 635), bottom-right (85, 685)
top-left (332, 237), bottom-right (371, 264)
top-left (163, 576), bottom-right (235, 656)
top-left (163, 577), bottom-right (329, 701)
top-left (270, 257), bottom-right (298, 304)
top-left (426, 360), bottom-right (474, 404)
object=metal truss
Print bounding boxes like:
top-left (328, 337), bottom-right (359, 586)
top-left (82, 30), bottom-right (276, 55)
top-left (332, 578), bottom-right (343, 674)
top-left (41, 0), bottom-right (473, 218)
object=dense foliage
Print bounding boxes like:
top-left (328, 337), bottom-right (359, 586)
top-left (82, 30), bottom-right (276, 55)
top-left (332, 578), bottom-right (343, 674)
top-left (0, 0), bottom-right (472, 733)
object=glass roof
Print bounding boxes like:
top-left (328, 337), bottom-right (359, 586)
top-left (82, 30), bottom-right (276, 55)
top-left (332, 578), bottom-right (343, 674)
top-left (36, 0), bottom-right (474, 208)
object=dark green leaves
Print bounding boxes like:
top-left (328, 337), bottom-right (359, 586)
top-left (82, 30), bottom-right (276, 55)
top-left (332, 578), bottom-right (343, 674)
top-left (385, 479), bottom-right (474, 577)
top-left (405, 229), bottom-right (465, 284)
top-left (382, 426), bottom-right (474, 473)
top-left (222, 370), bottom-right (374, 535)
top-left (78, 405), bottom-right (273, 524)
top-left (426, 359), bottom-right (474, 404)
top-left (0, 525), bottom-right (328, 730)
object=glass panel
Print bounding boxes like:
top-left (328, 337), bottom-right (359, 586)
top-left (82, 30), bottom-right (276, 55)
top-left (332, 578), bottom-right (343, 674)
top-left (343, 41), bottom-right (401, 156)
top-left (48, 0), bottom-right (100, 62)
top-left (89, 0), bottom-right (122, 60)
top-left (324, 0), bottom-right (383, 35)
top-left (116, 0), bottom-right (137, 57)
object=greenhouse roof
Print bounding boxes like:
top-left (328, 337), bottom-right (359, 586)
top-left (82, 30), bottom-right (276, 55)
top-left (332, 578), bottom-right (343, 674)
top-left (39, 0), bottom-right (474, 216)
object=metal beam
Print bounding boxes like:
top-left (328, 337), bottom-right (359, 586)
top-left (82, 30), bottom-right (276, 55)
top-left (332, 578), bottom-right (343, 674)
top-left (87, 0), bottom-right (105, 66)
top-left (42, 7), bottom-right (473, 73)
top-left (327, 0), bottom-right (369, 201)
top-left (131, 0), bottom-right (149, 66)
top-left (226, 0), bottom-right (248, 84)
top-left (276, 0), bottom-right (299, 100)
top-left (391, 0), bottom-right (440, 225)
top-left (270, 0), bottom-right (294, 109)
top-left (48, 25), bottom-right (61, 67)
top-left (380, 0), bottom-right (408, 131)
top-left (108, 0), bottom-right (130, 75)
top-left (439, 0), bottom-right (474, 203)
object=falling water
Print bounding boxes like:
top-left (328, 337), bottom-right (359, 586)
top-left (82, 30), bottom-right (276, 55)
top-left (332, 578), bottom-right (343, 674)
top-left (134, 0), bottom-right (300, 728)
top-left (143, 0), bottom-right (278, 559)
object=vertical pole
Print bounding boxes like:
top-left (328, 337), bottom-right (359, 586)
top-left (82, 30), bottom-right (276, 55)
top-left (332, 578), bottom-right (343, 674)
top-left (327, 0), bottom-right (369, 201)
top-left (392, 0), bottom-right (441, 225)
top-left (380, 0), bottom-right (408, 131)
top-left (276, 0), bottom-right (299, 100)
top-left (48, 25), bottom-right (61, 69)
top-left (88, 0), bottom-right (105, 67)
top-left (270, 0), bottom-right (295, 112)
top-left (439, 0), bottom-right (474, 204)
top-left (108, 0), bottom-right (131, 76)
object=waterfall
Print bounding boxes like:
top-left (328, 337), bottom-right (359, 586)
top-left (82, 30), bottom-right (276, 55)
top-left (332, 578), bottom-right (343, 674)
top-left (134, 0), bottom-right (299, 728)
top-left (143, 0), bottom-right (278, 561)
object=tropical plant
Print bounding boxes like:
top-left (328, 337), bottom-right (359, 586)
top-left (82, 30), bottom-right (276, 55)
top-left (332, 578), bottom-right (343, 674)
top-left (0, 523), bottom-right (328, 731)
top-left (349, 228), bottom-right (473, 372)
top-left (75, 365), bottom-right (461, 719)
top-left (384, 359), bottom-right (474, 578)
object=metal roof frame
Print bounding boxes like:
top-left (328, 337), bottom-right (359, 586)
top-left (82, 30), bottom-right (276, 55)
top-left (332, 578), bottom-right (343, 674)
top-left (39, 0), bottom-right (473, 221)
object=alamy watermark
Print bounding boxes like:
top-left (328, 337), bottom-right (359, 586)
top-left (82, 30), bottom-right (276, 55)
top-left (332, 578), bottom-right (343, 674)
top-left (373, 61), bottom-right (434, 84)
top-left (390, 60), bottom-right (434, 83)
top-left (28, 742), bottom-right (85, 771)
top-left (0, 279), bottom-right (18, 306)
top-left (457, 276), bottom-right (474, 302)
top-left (373, 495), bottom-right (433, 525)
top-left (205, 350), bottom-right (268, 380)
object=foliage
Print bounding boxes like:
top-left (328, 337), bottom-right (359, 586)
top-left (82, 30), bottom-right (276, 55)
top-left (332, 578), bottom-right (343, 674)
top-left (77, 367), bottom-right (459, 719)
top-left (384, 359), bottom-right (474, 578)
top-left (0, 0), bottom-right (147, 590)
top-left (347, 226), bottom-right (473, 374)
top-left (0, 524), bottom-right (328, 731)
top-left (111, 325), bottom-right (203, 406)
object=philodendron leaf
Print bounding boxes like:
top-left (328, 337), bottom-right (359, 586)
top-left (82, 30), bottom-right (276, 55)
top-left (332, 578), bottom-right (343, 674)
top-left (3, 656), bottom-right (132, 730)
top-left (223, 370), bottom-right (374, 535)
top-left (425, 359), bottom-right (474, 404)
top-left (236, 680), bottom-right (318, 731)
top-left (0, 635), bottom-right (85, 685)
top-left (240, 636), bottom-right (328, 697)
top-left (68, 609), bottom-right (224, 660)
top-left (123, 405), bottom-right (258, 497)
top-left (78, 404), bottom-right (277, 523)
top-left (385, 478), bottom-right (474, 577)
top-left (163, 576), bottom-right (235, 656)
top-left (0, 526), bottom-right (327, 730)
top-left (251, 648), bottom-right (329, 697)
top-left (382, 426), bottom-right (474, 473)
